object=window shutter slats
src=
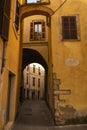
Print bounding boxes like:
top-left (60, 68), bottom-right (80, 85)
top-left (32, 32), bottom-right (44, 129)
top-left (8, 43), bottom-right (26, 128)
top-left (30, 21), bottom-right (45, 41)
top-left (30, 22), bottom-right (34, 41)
top-left (2, 13), bottom-right (9, 40)
top-left (15, 0), bottom-right (20, 31)
top-left (62, 16), bottom-right (77, 40)
top-left (42, 21), bottom-right (45, 39)
top-left (0, 0), bottom-right (11, 41)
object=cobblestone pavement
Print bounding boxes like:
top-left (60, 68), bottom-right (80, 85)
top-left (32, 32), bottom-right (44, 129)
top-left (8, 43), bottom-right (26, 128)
top-left (11, 100), bottom-right (87, 130)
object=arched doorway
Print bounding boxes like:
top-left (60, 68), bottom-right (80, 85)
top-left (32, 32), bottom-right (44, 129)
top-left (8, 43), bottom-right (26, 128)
top-left (20, 48), bottom-right (49, 103)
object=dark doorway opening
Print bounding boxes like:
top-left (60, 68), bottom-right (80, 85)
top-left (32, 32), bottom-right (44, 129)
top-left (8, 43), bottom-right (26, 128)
top-left (32, 91), bottom-right (35, 100)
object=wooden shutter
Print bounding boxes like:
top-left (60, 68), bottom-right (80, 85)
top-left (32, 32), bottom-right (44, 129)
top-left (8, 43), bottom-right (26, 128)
top-left (62, 16), bottom-right (77, 40)
top-left (30, 22), bottom-right (34, 41)
top-left (42, 21), bottom-right (45, 40)
top-left (70, 16), bottom-right (77, 39)
top-left (15, 0), bottom-right (20, 31)
top-left (0, 0), bottom-right (5, 34)
top-left (1, 0), bottom-right (11, 41)
top-left (62, 16), bottom-right (70, 39)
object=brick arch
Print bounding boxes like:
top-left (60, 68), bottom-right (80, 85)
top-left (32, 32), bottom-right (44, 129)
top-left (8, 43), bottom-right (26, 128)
top-left (20, 5), bottom-right (54, 20)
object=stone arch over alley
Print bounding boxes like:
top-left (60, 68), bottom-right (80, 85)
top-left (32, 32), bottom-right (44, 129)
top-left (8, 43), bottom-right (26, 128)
top-left (19, 4), bottom-right (54, 114)
top-left (21, 48), bottom-right (49, 102)
top-left (20, 5), bottom-right (54, 19)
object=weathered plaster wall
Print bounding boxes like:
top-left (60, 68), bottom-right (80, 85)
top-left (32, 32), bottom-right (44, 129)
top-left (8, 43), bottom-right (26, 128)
top-left (51, 0), bottom-right (87, 124)
top-left (20, 0), bottom-right (87, 124)
top-left (23, 15), bottom-right (48, 43)
top-left (0, 0), bottom-right (87, 128)
top-left (0, 0), bottom-right (20, 129)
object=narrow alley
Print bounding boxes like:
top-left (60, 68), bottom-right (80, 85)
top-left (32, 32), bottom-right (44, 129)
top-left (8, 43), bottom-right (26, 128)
top-left (11, 100), bottom-right (54, 130)
top-left (11, 100), bottom-right (87, 130)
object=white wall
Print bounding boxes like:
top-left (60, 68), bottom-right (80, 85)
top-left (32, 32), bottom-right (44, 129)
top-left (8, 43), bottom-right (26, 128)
top-left (23, 63), bottom-right (45, 99)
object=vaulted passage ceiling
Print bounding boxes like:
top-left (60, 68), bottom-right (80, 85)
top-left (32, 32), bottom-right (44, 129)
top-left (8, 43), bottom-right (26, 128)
top-left (22, 48), bottom-right (48, 71)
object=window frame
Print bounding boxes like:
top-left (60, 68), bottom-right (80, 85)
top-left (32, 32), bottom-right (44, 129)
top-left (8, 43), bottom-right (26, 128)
top-left (30, 20), bottom-right (45, 41)
top-left (27, 0), bottom-right (40, 4)
top-left (38, 67), bottom-right (41, 75)
top-left (38, 78), bottom-right (40, 88)
top-left (13, 0), bottom-right (20, 38)
top-left (32, 77), bottom-right (35, 86)
top-left (33, 65), bottom-right (35, 73)
top-left (60, 15), bottom-right (80, 41)
top-left (0, 0), bottom-right (11, 41)
top-left (26, 0), bottom-right (50, 4)
top-left (26, 73), bottom-right (28, 84)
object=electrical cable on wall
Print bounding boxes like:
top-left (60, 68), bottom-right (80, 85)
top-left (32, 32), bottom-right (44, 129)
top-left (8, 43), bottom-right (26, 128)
top-left (52, 0), bottom-right (68, 15)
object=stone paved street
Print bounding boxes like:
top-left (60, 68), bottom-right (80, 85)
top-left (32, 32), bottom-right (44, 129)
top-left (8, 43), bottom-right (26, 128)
top-left (11, 100), bottom-right (87, 130)
top-left (11, 100), bottom-right (54, 130)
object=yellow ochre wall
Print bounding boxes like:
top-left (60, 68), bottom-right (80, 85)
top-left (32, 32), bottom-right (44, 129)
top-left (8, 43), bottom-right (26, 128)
top-left (0, 0), bottom-right (21, 129)
top-left (20, 0), bottom-right (87, 122)
top-left (0, 0), bottom-right (87, 129)
top-left (51, 0), bottom-right (87, 109)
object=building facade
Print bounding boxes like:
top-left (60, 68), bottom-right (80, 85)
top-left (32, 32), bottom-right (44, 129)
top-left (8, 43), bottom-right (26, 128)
top-left (0, 0), bottom-right (87, 129)
top-left (23, 63), bottom-right (45, 100)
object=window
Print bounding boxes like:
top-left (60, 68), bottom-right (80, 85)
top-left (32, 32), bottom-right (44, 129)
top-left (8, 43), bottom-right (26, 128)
top-left (38, 67), bottom-right (41, 75)
top-left (27, 0), bottom-right (50, 4)
top-left (14, 0), bottom-right (20, 32)
top-left (27, 0), bottom-right (40, 3)
top-left (32, 77), bottom-right (35, 86)
top-left (38, 79), bottom-right (40, 88)
top-left (0, 0), bottom-right (11, 41)
top-left (62, 16), bottom-right (78, 40)
top-left (30, 21), bottom-right (45, 41)
top-left (27, 66), bottom-right (29, 71)
top-left (26, 73), bottom-right (28, 84)
top-left (33, 65), bottom-right (35, 73)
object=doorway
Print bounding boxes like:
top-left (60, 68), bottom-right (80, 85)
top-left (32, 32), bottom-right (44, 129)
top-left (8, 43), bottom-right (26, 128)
top-left (32, 91), bottom-right (35, 100)
top-left (6, 72), bottom-right (15, 123)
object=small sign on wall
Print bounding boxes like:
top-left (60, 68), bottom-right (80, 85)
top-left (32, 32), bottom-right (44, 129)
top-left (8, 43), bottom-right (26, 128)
top-left (65, 58), bottom-right (79, 66)
top-left (54, 90), bottom-right (71, 95)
